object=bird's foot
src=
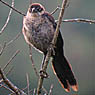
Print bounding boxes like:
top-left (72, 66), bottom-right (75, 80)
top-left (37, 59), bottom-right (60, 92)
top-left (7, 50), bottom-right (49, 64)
top-left (39, 70), bottom-right (49, 78)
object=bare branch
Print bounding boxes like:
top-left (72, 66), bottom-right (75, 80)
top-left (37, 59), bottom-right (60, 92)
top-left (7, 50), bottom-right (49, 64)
top-left (0, 42), bottom-right (6, 56)
top-left (56, 18), bottom-right (95, 24)
top-left (3, 50), bottom-right (20, 71)
top-left (26, 73), bottom-right (30, 95)
top-left (0, 32), bottom-right (21, 56)
top-left (0, 67), bottom-right (14, 83)
top-left (33, 88), bottom-right (36, 95)
top-left (0, 68), bottom-right (27, 95)
top-left (6, 32), bottom-right (21, 46)
top-left (0, 0), bottom-right (14, 35)
top-left (6, 66), bottom-right (14, 76)
top-left (37, 0), bottom-right (68, 94)
top-left (48, 84), bottom-right (53, 95)
top-left (29, 45), bottom-right (39, 77)
top-left (0, 0), bottom-right (25, 16)
top-left (0, 84), bottom-right (14, 93)
top-left (29, 0), bottom-right (32, 5)
top-left (50, 5), bottom-right (60, 15)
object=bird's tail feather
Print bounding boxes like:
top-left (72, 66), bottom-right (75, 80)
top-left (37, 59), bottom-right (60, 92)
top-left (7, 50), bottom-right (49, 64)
top-left (52, 55), bottom-right (78, 92)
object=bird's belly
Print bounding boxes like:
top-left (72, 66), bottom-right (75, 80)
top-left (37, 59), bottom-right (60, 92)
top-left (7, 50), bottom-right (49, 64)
top-left (23, 26), bottom-right (54, 53)
top-left (30, 29), bottom-right (54, 53)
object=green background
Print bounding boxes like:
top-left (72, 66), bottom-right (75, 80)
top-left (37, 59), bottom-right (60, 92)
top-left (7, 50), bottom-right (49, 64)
top-left (0, 0), bottom-right (95, 95)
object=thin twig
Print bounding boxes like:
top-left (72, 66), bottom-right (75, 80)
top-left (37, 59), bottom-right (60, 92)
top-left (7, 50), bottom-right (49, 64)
top-left (26, 73), bottom-right (30, 95)
top-left (0, 84), bottom-right (14, 93)
top-left (22, 83), bottom-right (31, 91)
top-left (29, 45), bottom-right (39, 77)
top-left (48, 84), bottom-right (53, 95)
top-left (55, 18), bottom-right (95, 24)
top-left (0, 0), bottom-right (14, 35)
top-left (3, 50), bottom-right (20, 71)
top-left (0, 42), bottom-right (6, 56)
top-left (6, 32), bottom-right (21, 46)
top-left (30, 0), bottom-right (32, 5)
top-left (0, 32), bottom-right (21, 56)
top-left (33, 88), bottom-right (36, 95)
top-left (6, 66), bottom-right (14, 76)
top-left (0, 66), bottom-right (14, 83)
top-left (0, 0), bottom-right (25, 16)
top-left (50, 5), bottom-right (60, 15)
top-left (37, 0), bottom-right (68, 94)
top-left (0, 68), bottom-right (27, 95)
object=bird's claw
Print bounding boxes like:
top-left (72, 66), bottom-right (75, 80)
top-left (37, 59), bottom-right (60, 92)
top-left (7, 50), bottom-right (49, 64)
top-left (39, 70), bottom-right (49, 78)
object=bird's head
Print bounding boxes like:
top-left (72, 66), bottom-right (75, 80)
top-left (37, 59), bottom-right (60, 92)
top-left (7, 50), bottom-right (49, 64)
top-left (27, 3), bottom-right (45, 17)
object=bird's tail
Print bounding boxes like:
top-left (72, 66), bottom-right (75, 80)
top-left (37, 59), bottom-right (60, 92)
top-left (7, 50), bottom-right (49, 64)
top-left (52, 54), bottom-right (78, 92)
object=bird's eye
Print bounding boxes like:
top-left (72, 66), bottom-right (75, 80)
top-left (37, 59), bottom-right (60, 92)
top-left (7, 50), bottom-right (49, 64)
top-left (30, 6), bottom-right (33, 10)
top-left (37, 7), bottom-right (43, 12)
top-left (29, 6), bottom-right (33, 13)
top-left (29, 5), bottom-right (44, 13)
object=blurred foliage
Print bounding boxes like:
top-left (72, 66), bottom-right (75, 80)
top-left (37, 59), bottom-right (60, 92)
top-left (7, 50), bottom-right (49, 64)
top-left (0, 0), bottom-right (95, 95)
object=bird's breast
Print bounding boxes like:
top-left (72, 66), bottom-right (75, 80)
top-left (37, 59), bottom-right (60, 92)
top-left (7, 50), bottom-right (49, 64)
top-left (23, 16), bottom-right (55, 53)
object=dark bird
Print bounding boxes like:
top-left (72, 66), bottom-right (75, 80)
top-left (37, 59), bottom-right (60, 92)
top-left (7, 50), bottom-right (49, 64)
top-left (22, 3), bottom-right (78, 92)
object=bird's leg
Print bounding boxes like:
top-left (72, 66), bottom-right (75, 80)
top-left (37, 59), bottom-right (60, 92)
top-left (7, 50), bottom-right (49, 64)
top-left (40, 55), bottom-right (46, 70)
top-left (40, 54), bottom-right (49, 78)
top-left (39, 43), bottom-right (55, 78)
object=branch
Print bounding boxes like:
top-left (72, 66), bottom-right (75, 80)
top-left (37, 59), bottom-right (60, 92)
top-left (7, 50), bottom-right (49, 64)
top-left (33, 88), bottom-right (36, 95)
top-left (56, 18), bottom-right (95, 24)
top-left (29, 0), bottom-right (32, 5)
top-left (0, 84), bottom-right (14, 93)
top-left (26, 73), bottom-right (30, 95)
top-left (3, 50), bottom-right (20, 71)
top-left (0, 32), bottom-right (21, 56)
top-left (48, 84), bottom-right (53, 95)
top-left (0, 0), bottom-right (25, 16)
top-left (6, 66), bottom-right (14, 76)
top-left (37, 0), bottom-right (68, 94)
top-left (52, 0), bottom-right (68, 44)
top-left (0, 67), bottom-right (14, 84)
top-left (6, 32), bottom-right (21, 46)
top-left (0, 42), bottom-right (6, 56)
top-left (0, 50), bottom-right (21, 94)
top-left (50, 5), bottom-right (60, 15)
top-left (0, 0), bottom-right (14, 35)
top-left (0, 68), bottom-right (27, 95)
top-left (29, 45), bottom-right (39, 77)
top-left (29, 45), bottom-right (48, 94)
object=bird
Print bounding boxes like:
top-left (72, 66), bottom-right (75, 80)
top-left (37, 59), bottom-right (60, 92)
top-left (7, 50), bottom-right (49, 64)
top-left (22, 3), bottom-right (78, 92)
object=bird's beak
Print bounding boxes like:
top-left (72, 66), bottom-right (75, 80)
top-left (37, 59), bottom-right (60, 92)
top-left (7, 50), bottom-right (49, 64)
top-left (31, 10), bottom-right (40, 17)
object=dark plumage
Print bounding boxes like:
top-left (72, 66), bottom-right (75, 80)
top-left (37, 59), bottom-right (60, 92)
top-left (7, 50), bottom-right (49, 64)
top-left (22, 3), bottom-right (78, 92)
